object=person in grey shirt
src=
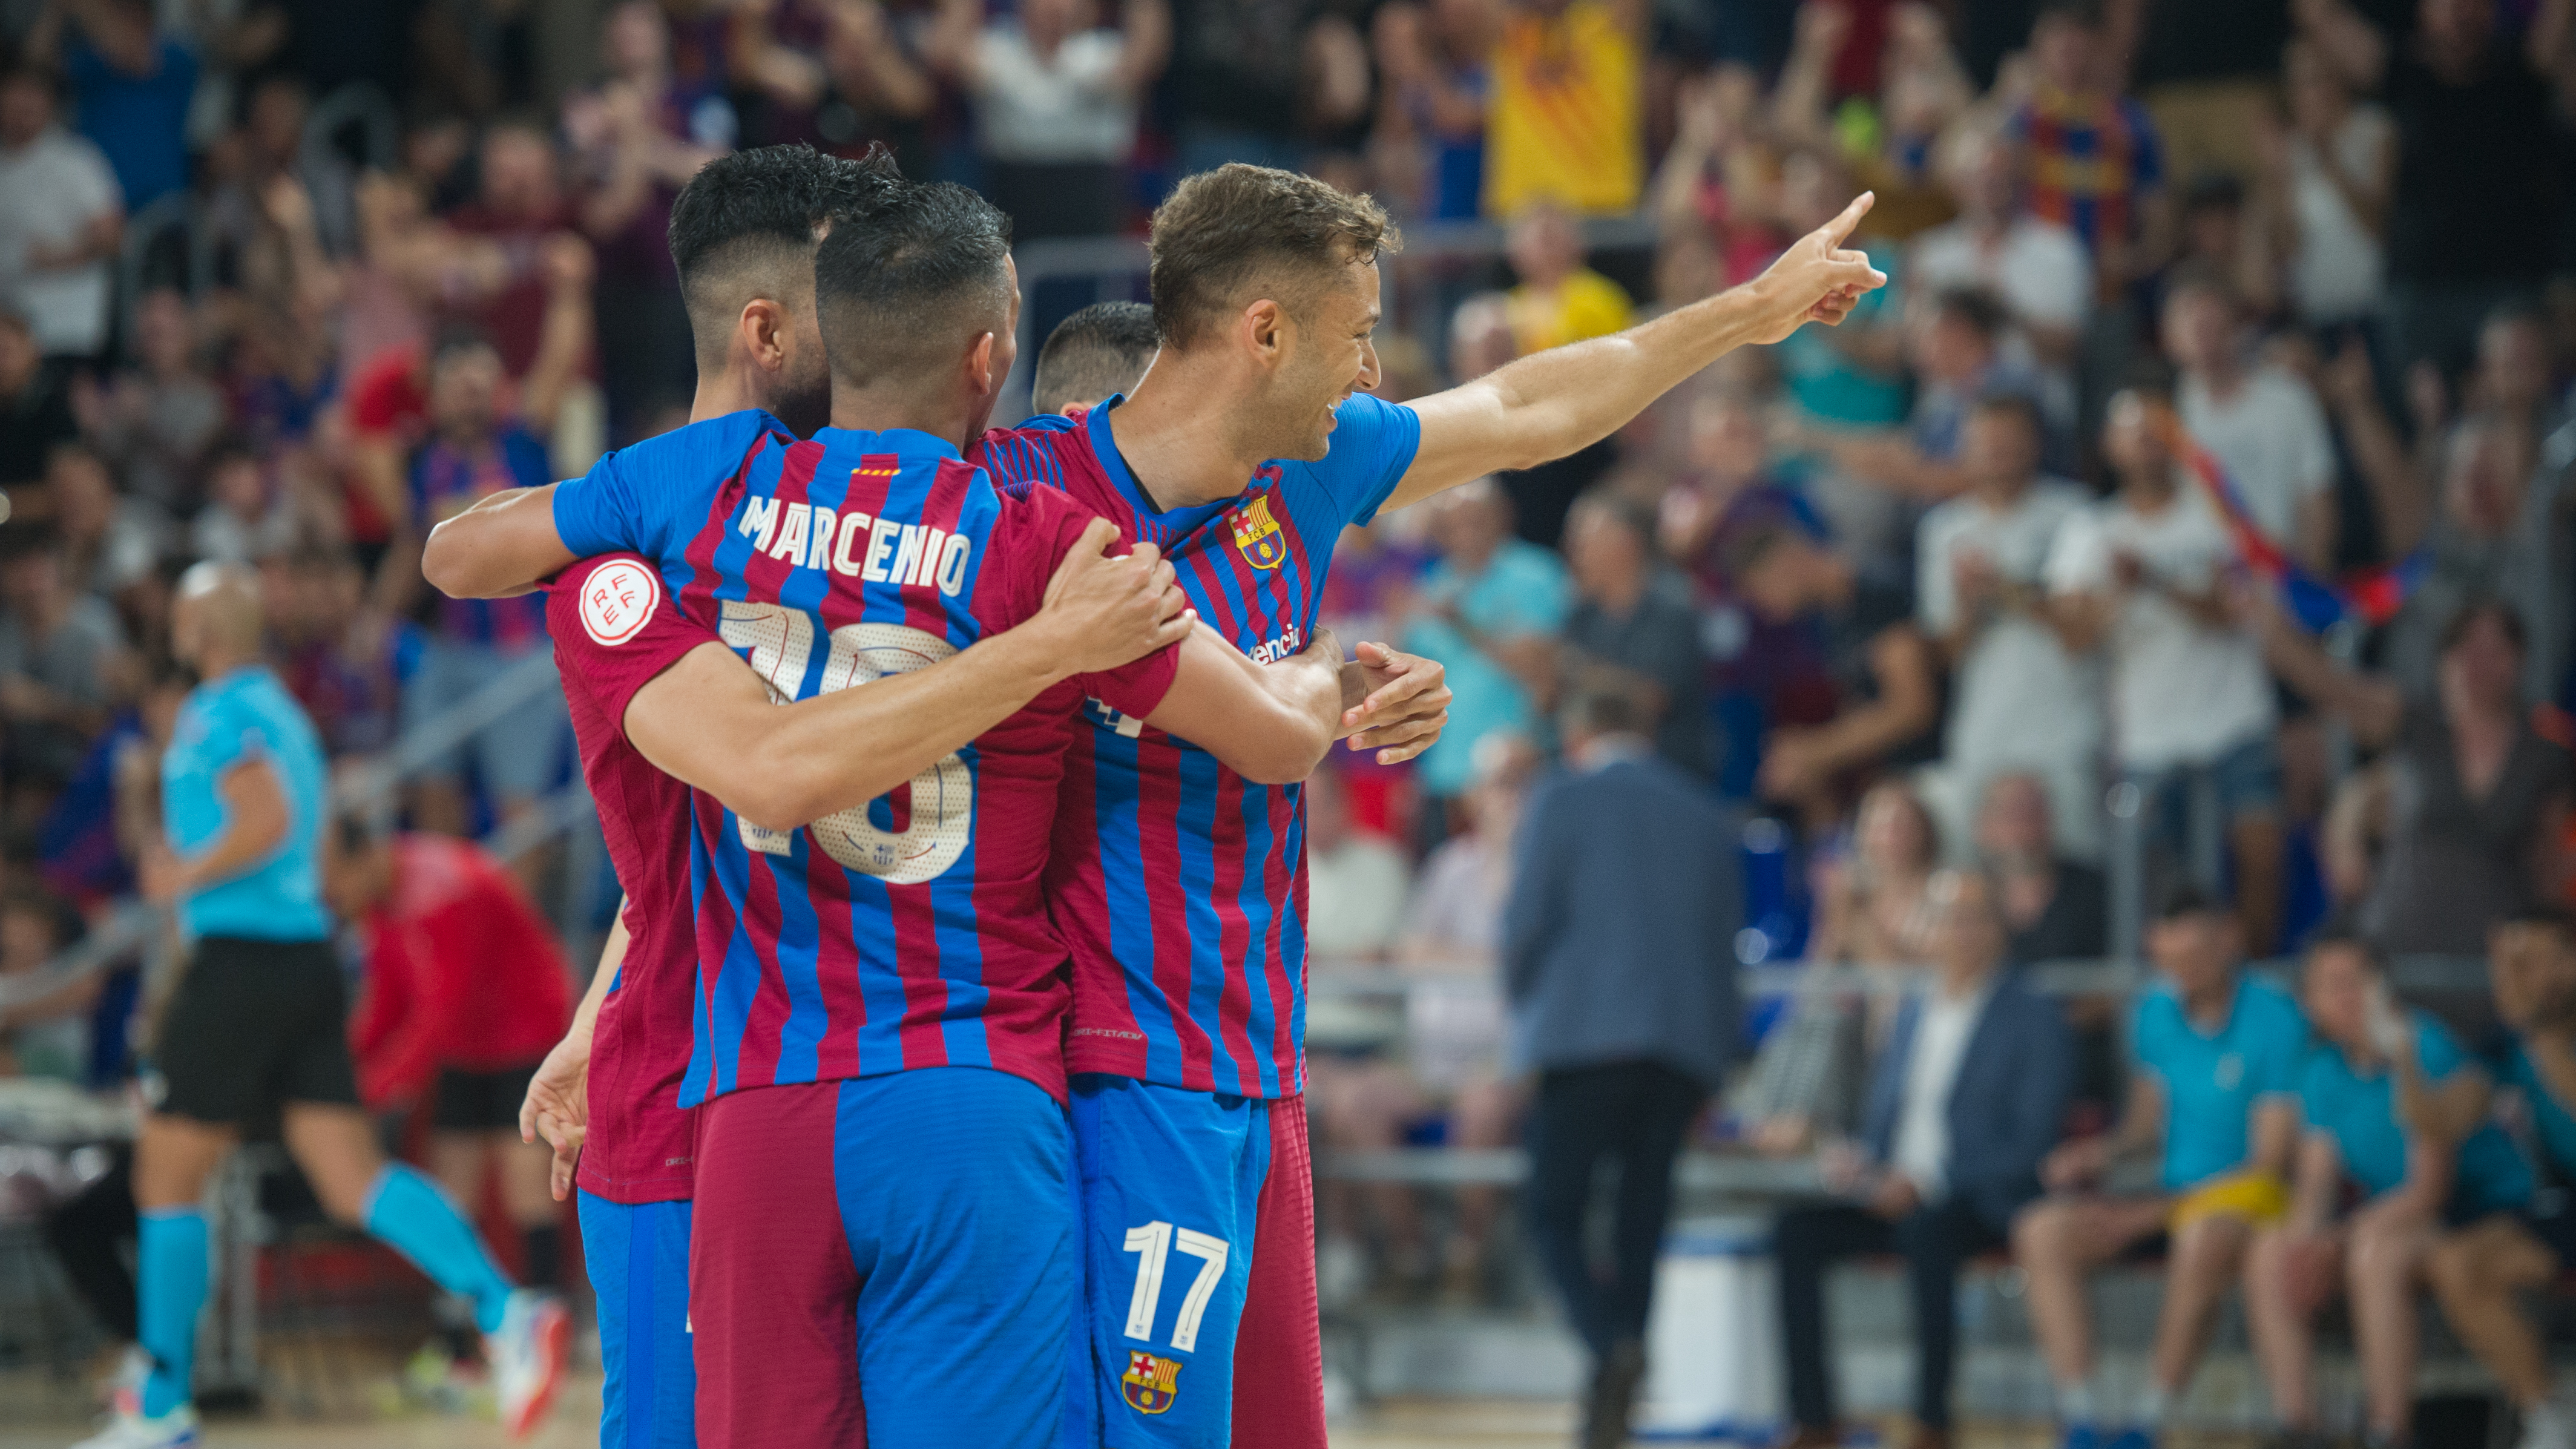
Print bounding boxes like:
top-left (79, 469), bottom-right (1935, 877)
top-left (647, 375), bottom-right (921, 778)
top-left (1560, 491), bottom-right (1711, 777)
top-left (1503, 688), bottom-right (1741, 1449)
top-left (0, 525), bottom-right (125, 790)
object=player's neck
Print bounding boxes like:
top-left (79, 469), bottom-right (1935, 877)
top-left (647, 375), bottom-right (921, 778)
top-left (1111, 364), bottom-right (1269, 512)
top-left (828, 386), bottom-right (973, 452)
top-left (690, 367), bottom-right (760, 427)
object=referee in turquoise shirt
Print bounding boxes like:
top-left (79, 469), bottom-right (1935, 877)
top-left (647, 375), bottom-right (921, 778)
top-left (82, 564), bottom-right (566, 1449)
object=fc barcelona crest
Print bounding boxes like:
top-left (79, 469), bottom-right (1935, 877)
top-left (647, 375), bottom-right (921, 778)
top-left (1230, 495), bottom-right (1287, 571)
top-left (1121, 1350), bottom-right (1183, 1414)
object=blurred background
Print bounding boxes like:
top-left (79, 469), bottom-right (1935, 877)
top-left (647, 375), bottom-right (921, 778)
top-left (1, 0), bottom-right (2572, 1442)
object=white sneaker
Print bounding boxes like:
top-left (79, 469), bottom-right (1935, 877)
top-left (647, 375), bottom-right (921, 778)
top-left (485, 1290), bottom-right (570, 1438)
top-left (100, 1346), bottom-right (150, 1416)
top-left (2522, 1398), bottom-right (2576, 1449)
top-left (67, 1405), bottom-right (198, 1448)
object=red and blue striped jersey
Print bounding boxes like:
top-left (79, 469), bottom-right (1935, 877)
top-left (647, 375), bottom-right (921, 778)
top-left (971, 393), bottom-right (1422, 1099)
top-left (553, 417), bottom-right (1181, 1106)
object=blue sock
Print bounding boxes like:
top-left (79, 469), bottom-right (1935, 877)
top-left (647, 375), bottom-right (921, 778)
top-left (362, 1164), bottom-right (517, 1333)
top-left (138, 1208), bottom-right (208, 1418)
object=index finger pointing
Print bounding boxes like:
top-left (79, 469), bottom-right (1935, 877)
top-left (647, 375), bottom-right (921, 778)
top-left (1821, 190), bottom-right (1875, 249)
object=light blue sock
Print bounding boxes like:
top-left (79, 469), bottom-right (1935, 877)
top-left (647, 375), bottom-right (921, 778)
top-left (138, 1208), bottom-right (208, 1418)
top-left (362, 1164), bottom-right (516, 1333)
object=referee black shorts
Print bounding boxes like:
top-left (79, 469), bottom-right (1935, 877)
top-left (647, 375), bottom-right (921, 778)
top-left (150, 935), bottom-right (360, 1128)
top-left (432, 1062), bottom-right (542, 1132)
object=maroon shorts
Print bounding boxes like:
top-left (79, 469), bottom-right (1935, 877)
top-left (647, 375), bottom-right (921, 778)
top-left (1229, 1093), bottom-right (1327, 1449)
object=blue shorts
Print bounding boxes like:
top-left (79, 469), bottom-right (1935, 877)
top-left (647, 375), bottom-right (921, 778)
top-left (692, 1070), bottom-right (1079, 1449)
top-left (576, 1192), bottom-right (695, 1449)
top-left (1071, 1075), bottom-right (1274, 1449)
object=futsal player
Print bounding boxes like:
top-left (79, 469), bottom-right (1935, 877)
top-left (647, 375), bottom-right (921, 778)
top-left (77, 565), bottom-right (565, 1449)
top-left (545, 180), bottom-right (1363, 1448)
top-left (962, 165), bottom-right (1882, 1449)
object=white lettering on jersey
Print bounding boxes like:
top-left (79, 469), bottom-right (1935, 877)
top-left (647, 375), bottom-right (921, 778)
top-left (1249, 624), bottom-right (1304, 666)
top-left (889, 524), bottom-right (928, 586)
top-left (768, 502), bottom-right (812, 563)
top-left (805, 506), bottom-right (838, 571)
top-left (578, 558), bottom-right (660, 647)
top-left (861, 518), bottom-right (901, 581)
top-left (833, 511), bottom-right (873, 575)
top-left (936, 533), bottom-right (972, 596)
top-left (738, 496), bottom-right (781, 553)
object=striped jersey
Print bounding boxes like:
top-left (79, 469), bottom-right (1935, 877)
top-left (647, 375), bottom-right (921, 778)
top-left (553, 415), bottom-right (1182, 1106)
top-left (972, 393), bottom-right (1422, 1098)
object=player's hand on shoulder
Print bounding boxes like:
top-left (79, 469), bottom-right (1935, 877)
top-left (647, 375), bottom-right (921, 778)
top-left (1037, 517), bottom-right (1196, 674)
top-left (1339, 640), bottom-right (1451, 765)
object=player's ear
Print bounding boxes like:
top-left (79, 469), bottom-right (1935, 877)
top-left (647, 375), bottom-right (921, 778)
top-left (1243, 300), bottom-right (1286, 371)
top-left (965, 332), bottom-right (999, 399)
top-left (740, 298), bottom-right (789, 373)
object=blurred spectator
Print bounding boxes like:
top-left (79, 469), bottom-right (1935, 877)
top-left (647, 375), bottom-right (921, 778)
top-left (203, 74), bottom-right (355, 266)
top-left (1907, 127), bottom-right (2091, 406)
top-left (0, 526), bottom-right (128, 800)
top-left (333, 818), bottom-right (574, 1300)
top-left (269, 545), bottom-right (406, 758)
top-left (1482, 0), bottom-right (1644, 218)
top-left (74, 289), bottom-right (224, 513)
top-left (931, 0), bottom-right (1170, 241)
top-left (2350, 321), bottom-right (2573, 706)
top-left (0, 884), bottom-right (91, 1079)
top-left (1402, 479), bottom-right (1571, 826)
top-left (2246, 932), bottom-right (2535, 1449)
top-left (1663, 387), bottom-right (1822, 586)
top-left (2170, 171), bottom-right (2284, 323)
top-left (726, 0), bottom-right (936, 160)
top-left (1650, 67), bottom-right (1781, 296)
top-left (26, 0), bottom-right (196, 212)
top-left (1916, 394), bottom-right (2101, 859)
top-left (2014, 885), bottom-right (2305, 1448)
top-left (45, 441), bottom-right (168, 603)
top-left (188, 443), bottom-right (288, 567)
top-left (2266, 597), bottom-right (2573, 956)
top-left (1773, 867), bottom-right (2073, 1449)
top-left (2009, 0), bottom-right (2172, 294)
top-left (447, 122), bottom-right (582, 386)
top-left (2426, 910), bottom-right (2576, 1449)
top-left (1306, 766), bottom-right (1415, 961)
top-left (1831, 289), bottom-right (2040, 501)
top-left (2257, 38), bottom-right (2393, 333)
top-left (0, 306), bottom-right (77, 487)
top-left (399, 318), bottom-right (584, 841)
top-left (2374, 0), bottom-right (2564, 380)
top-left (2127, 0), bottom-right (2292, 192)
top-left (1975, 771), bottom-right (2106, 964)
top-left (1769, 3), bottom-right (1972, 244)
top-left (1559, 493), bottom-right (1708, 777)
top-left (0, 65), bottom-right (123, 364)
top-left (1810, 778), bottom-right (1945, 967)
top-left (1502, 205), bottom-right (1632, 355)
top-left (1370, 0), bottom-right (1495, 222)
top-left (2165, 273), bottom-right (2339, 576)
top-left (2048, 387), bottom-right (2283, 950)
top-left (566, 1), bottom-right (732, 435)
top-left (1724, 521), bottom-right (1942, 831)
top-left (1168, 0), bottom-right (1357, 176)
top-left (1504, 689), bottom-right (1739, 1449)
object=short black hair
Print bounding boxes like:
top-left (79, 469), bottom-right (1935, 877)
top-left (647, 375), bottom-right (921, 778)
top-left (2302, 922), bottom-right (2384, 972)
top-left (668, 143), bottom-right (902, 366)
top-left (813, 180), bottom-right (1014, 392)
top-left (2152, 879), bottom-right (2229, 922)
top-left (1930, 287), bottom-right (2007, 340)
top-left (1033, 302), bottom-right (1159, 415)
top-left (1561, 687), bottom-right (1643, 740)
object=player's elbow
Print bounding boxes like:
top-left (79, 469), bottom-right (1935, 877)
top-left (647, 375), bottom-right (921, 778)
top-left (1224, 724), bottom-right (1334, 786)
top-left (420, 521), bottom-right (481, 599)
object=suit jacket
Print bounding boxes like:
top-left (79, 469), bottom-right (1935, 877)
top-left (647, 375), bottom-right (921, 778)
top-left (1500, 750), bottom-right (1741, 1088)
top-left (1859, 969), bottom-right (2074, 1232)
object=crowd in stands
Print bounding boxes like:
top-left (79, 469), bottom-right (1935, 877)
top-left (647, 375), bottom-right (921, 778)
top-left (9, 0), bottom-right (2576, 1441)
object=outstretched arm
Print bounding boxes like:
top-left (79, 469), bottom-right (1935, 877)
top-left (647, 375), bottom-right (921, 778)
top-left (1382, 194), bottom-right (1887, 513)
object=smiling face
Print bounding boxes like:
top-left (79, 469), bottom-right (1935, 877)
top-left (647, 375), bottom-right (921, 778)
top-left (1251, 257), bottom-right (1384, 463)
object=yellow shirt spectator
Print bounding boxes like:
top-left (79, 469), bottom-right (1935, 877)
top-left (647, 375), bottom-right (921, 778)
top-left (1506, 266), bottom-right (1634, 355)
top-left (1484, 0), bottom-right (1642, 218)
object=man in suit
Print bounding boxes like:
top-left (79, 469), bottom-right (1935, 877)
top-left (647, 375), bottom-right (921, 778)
top-left (1772, 866), bottom-right (2075, 1449)
top-left (1503, 688), bottom-right (1742, 1449)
